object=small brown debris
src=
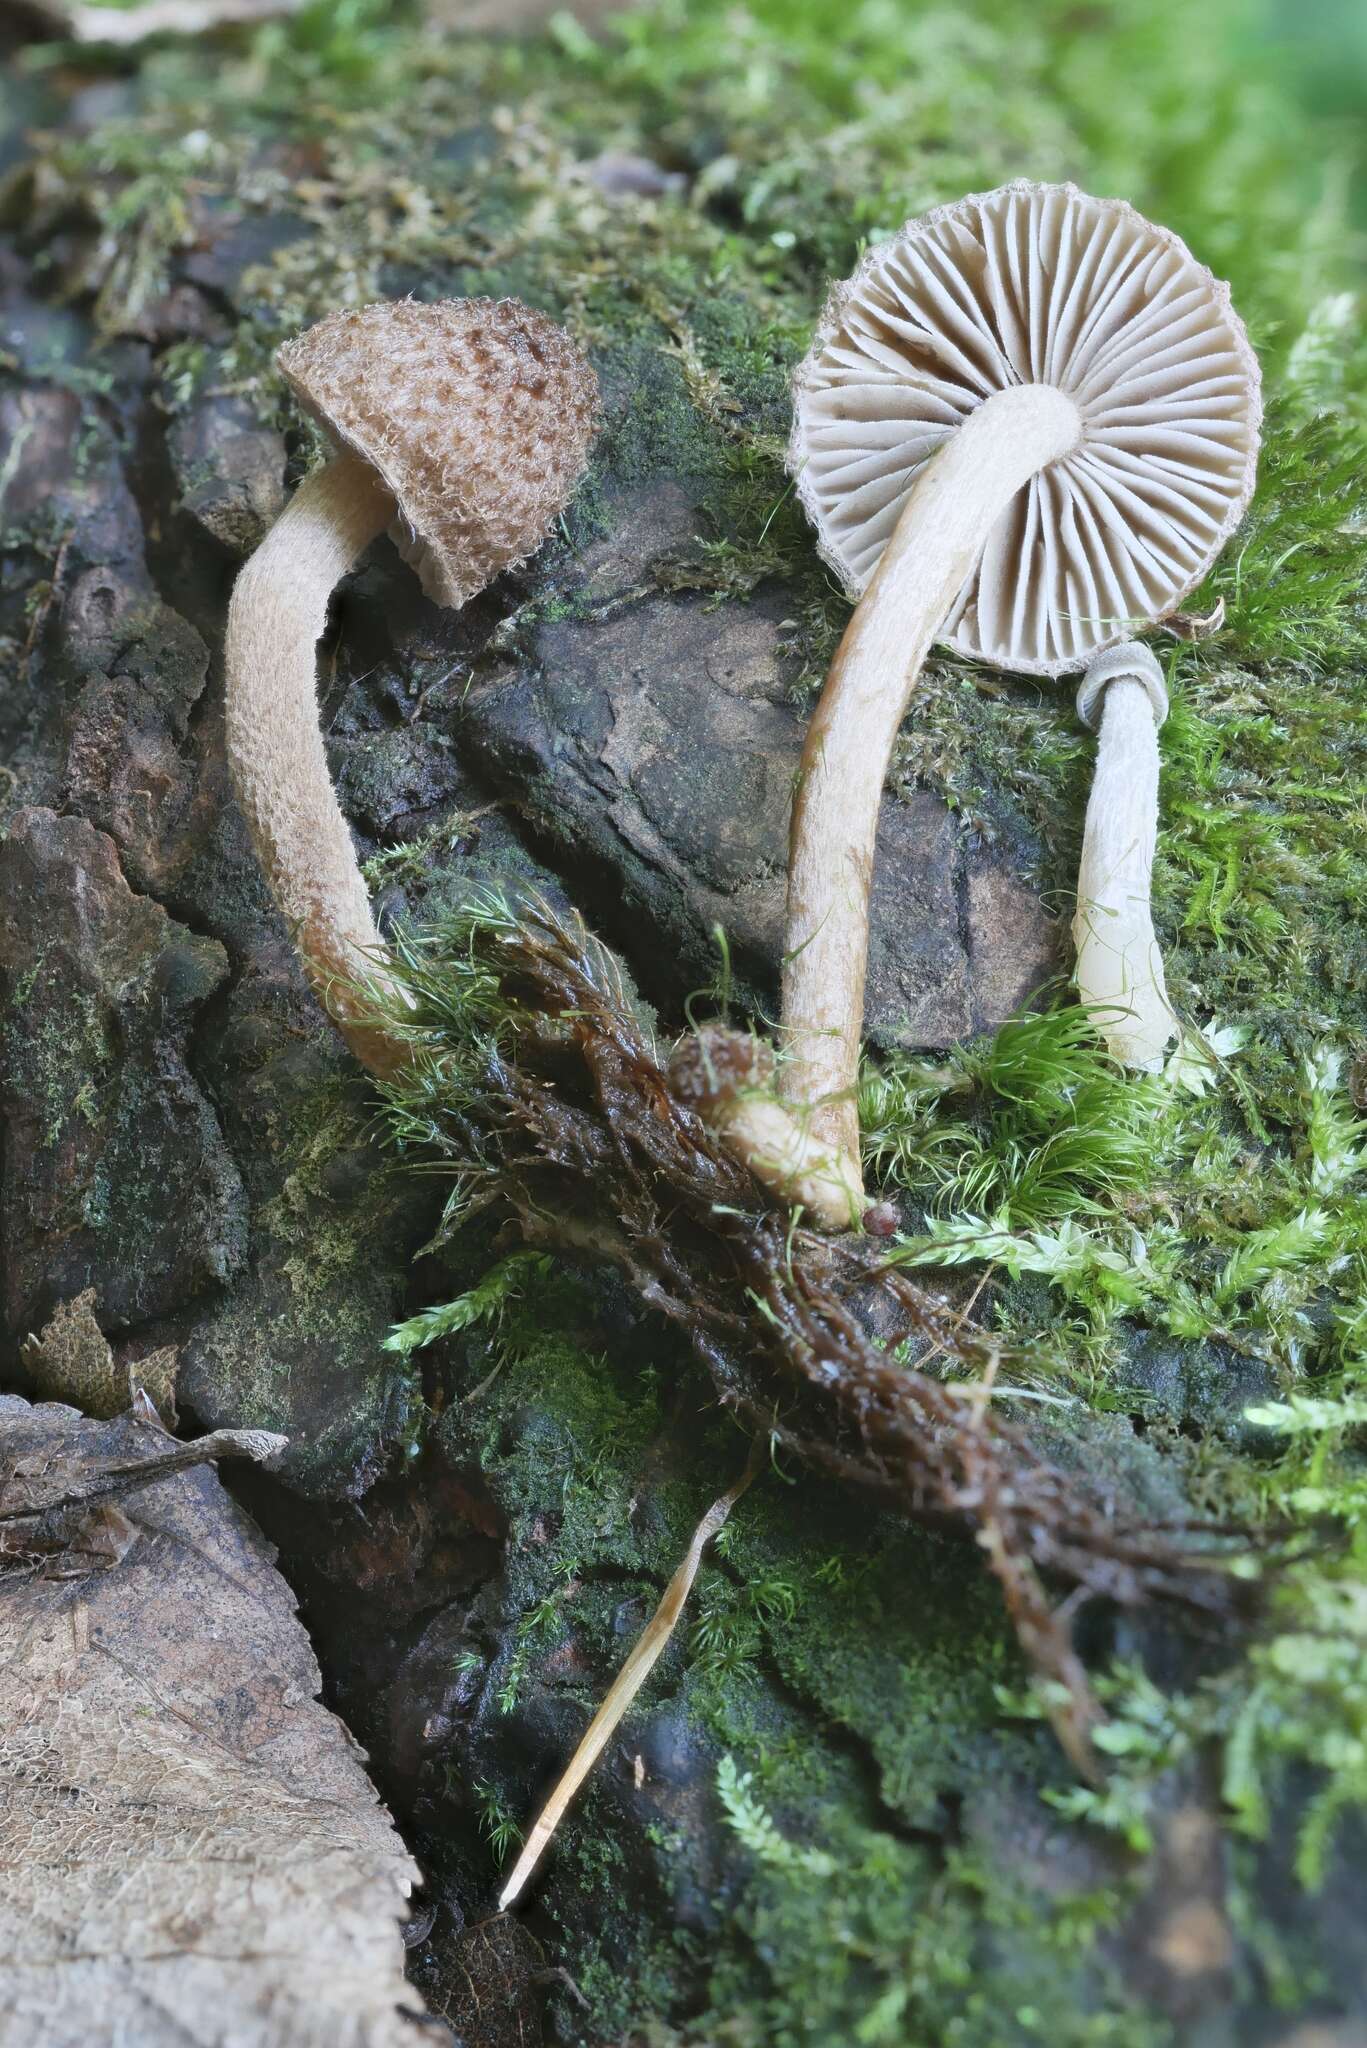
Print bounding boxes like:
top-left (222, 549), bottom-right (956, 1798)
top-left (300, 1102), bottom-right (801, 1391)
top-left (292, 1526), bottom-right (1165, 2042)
top-left (20, 1290), bottom-right (180, 1427)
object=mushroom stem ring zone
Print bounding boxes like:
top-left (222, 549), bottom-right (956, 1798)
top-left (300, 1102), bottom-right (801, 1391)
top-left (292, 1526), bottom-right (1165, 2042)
top-left (784, 182), bottom-right (1261, 1217)
top-left (784, 382), bottom-right (1083, 1173)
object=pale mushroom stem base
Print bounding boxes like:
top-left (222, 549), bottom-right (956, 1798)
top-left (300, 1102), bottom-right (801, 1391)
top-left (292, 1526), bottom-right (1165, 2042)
top-left (1072, 648), bottom-right (1177, 1069)
top-left (707, 1093), bottom-right (864, 1231)
top-left (667, 1026), bottom-right (864, 1231)
top-left (781, 383), bottom-right (1083, 1202)
top-left (225, 452), bottom-right (408, 1079)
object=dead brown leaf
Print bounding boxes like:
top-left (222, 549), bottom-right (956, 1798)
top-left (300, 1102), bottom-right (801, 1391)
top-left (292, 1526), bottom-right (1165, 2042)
top-left (0, 1396), bottom-right (435, 2047)
top-left (20, 1288), bottom-right (178, 1427)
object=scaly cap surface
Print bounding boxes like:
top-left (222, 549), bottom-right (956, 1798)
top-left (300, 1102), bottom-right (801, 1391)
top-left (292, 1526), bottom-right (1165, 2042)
top-left (279, 297), bottom-right (599, 608)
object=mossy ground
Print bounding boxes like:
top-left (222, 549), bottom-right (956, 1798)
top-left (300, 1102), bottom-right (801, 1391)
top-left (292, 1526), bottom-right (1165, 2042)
top-left (8, 0), bottom-right (1366, 2040)
top-left (179, 1043), bottom-right (430, 1495)
top-left (405, 1262), bottom-right (1168, 2047)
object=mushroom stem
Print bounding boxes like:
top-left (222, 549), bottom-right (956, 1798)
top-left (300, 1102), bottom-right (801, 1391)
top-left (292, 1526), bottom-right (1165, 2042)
top-left (781, 383), bottom-right (1083, 1192)
top-left (668, 1026), bottom-right (862, 1230)
top-left (1071, 641), bottom-right (1177, 1069)
top-left (225, 451), bottom-right (407, 1078)
top-left (707, 1094), bottom-right (862, 1230)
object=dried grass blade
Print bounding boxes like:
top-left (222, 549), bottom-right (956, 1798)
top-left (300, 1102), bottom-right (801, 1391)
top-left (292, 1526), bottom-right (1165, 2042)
top-left (499, 1440), bottom-right (763, 1910)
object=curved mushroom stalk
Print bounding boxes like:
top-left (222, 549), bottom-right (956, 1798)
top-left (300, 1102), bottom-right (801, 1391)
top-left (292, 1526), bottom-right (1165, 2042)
top-left (223, 297), bottom-right (599, 1081)
top-left (782, 383), bottom-right (1082, 1190)
top-left (774, 182), bottom-right (1261, 1221)
top-left (1071, 641), bottom-right (1177, 1069)
top-left (226, 452), bottom-right (405, 1077)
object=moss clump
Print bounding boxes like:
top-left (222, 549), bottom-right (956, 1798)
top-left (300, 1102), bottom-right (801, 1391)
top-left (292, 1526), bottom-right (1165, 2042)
top-left (5, 967), bottom-right (111, 1153)
top-left (878, 1011), bottom-right (1363, 1404)
top-left (179, 1056), bottom-right (425, 1495)
top-left (408, 1254), bottom-right (1189, 2046)
top-left (701, 1823), bottom-right (1161, 2048)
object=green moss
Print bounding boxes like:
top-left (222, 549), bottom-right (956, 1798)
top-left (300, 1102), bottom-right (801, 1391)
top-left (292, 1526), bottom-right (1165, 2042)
top-left (408, 1256), bottom-right (1157, 2043)
top-left (435, 1276), bottom-right (680, 1592)
top-left (699, 1829), bottom-right (1160, 2048)
top-left (398, 1222), bottom-right (1365, 2042)
top-left (4, 963), bottom-right (111, 1151)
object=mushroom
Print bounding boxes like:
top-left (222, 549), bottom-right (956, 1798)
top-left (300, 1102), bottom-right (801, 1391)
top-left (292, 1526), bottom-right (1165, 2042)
top-left (781, 181), bottom-right (1261, 1207)
top-left (1072, 640), bottom-right (1175, 1067)
top-left (224, 297), bottom-right (599, 1077)
top-left (667, 1024), bottom-right (863, 1229)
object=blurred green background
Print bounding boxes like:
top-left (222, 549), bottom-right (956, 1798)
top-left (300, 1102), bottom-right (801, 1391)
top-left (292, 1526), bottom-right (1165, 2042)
top-left (1264, 0), bottom-right (1367, 213)
top-left (39, 0), bottom-right (1367, 231)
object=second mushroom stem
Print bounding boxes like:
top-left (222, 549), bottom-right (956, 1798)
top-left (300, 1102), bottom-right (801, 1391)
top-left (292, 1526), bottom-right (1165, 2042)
top-left (224, 451), bottom-right (406, 1079)
top-left (1072, 641), bottom-right (1177, 1069)
top-left (781, 384), bottom-right (1082, 1200)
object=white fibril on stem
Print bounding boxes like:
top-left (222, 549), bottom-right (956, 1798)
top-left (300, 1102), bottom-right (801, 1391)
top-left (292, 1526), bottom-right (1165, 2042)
top-left (1072, 641), bottom-right (1177, 1069)
top-left (223, 297), bottom-right (599, 1079)
top-left (781, 181), bottom-right (1262, 1217)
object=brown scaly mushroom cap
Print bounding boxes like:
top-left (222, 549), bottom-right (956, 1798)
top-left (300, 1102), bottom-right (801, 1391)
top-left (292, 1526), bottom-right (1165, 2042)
top-left (279, 297), bottom-right (600, 609)
top-left (790, 182), bottom-right (1261, 673)
top-left (224, 297), bottom-right (599, 1079)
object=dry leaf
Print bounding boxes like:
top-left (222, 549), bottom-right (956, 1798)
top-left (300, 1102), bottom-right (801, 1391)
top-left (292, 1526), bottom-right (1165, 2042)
top-left (0, 1396), bottom-right (433, 2048)
top-left (20, 1288), bottom-right (178, 1426)
top-left (1161, 596), bottom-right (1227, 642)
top-left (126, 1343), bottom-right (180, 1424)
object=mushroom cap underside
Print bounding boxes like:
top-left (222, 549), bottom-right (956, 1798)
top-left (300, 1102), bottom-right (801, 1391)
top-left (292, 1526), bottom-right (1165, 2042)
top-left (278, 297), bottom-right (600, 610)
top-left (789, 181), bottom-right (1262, 677)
